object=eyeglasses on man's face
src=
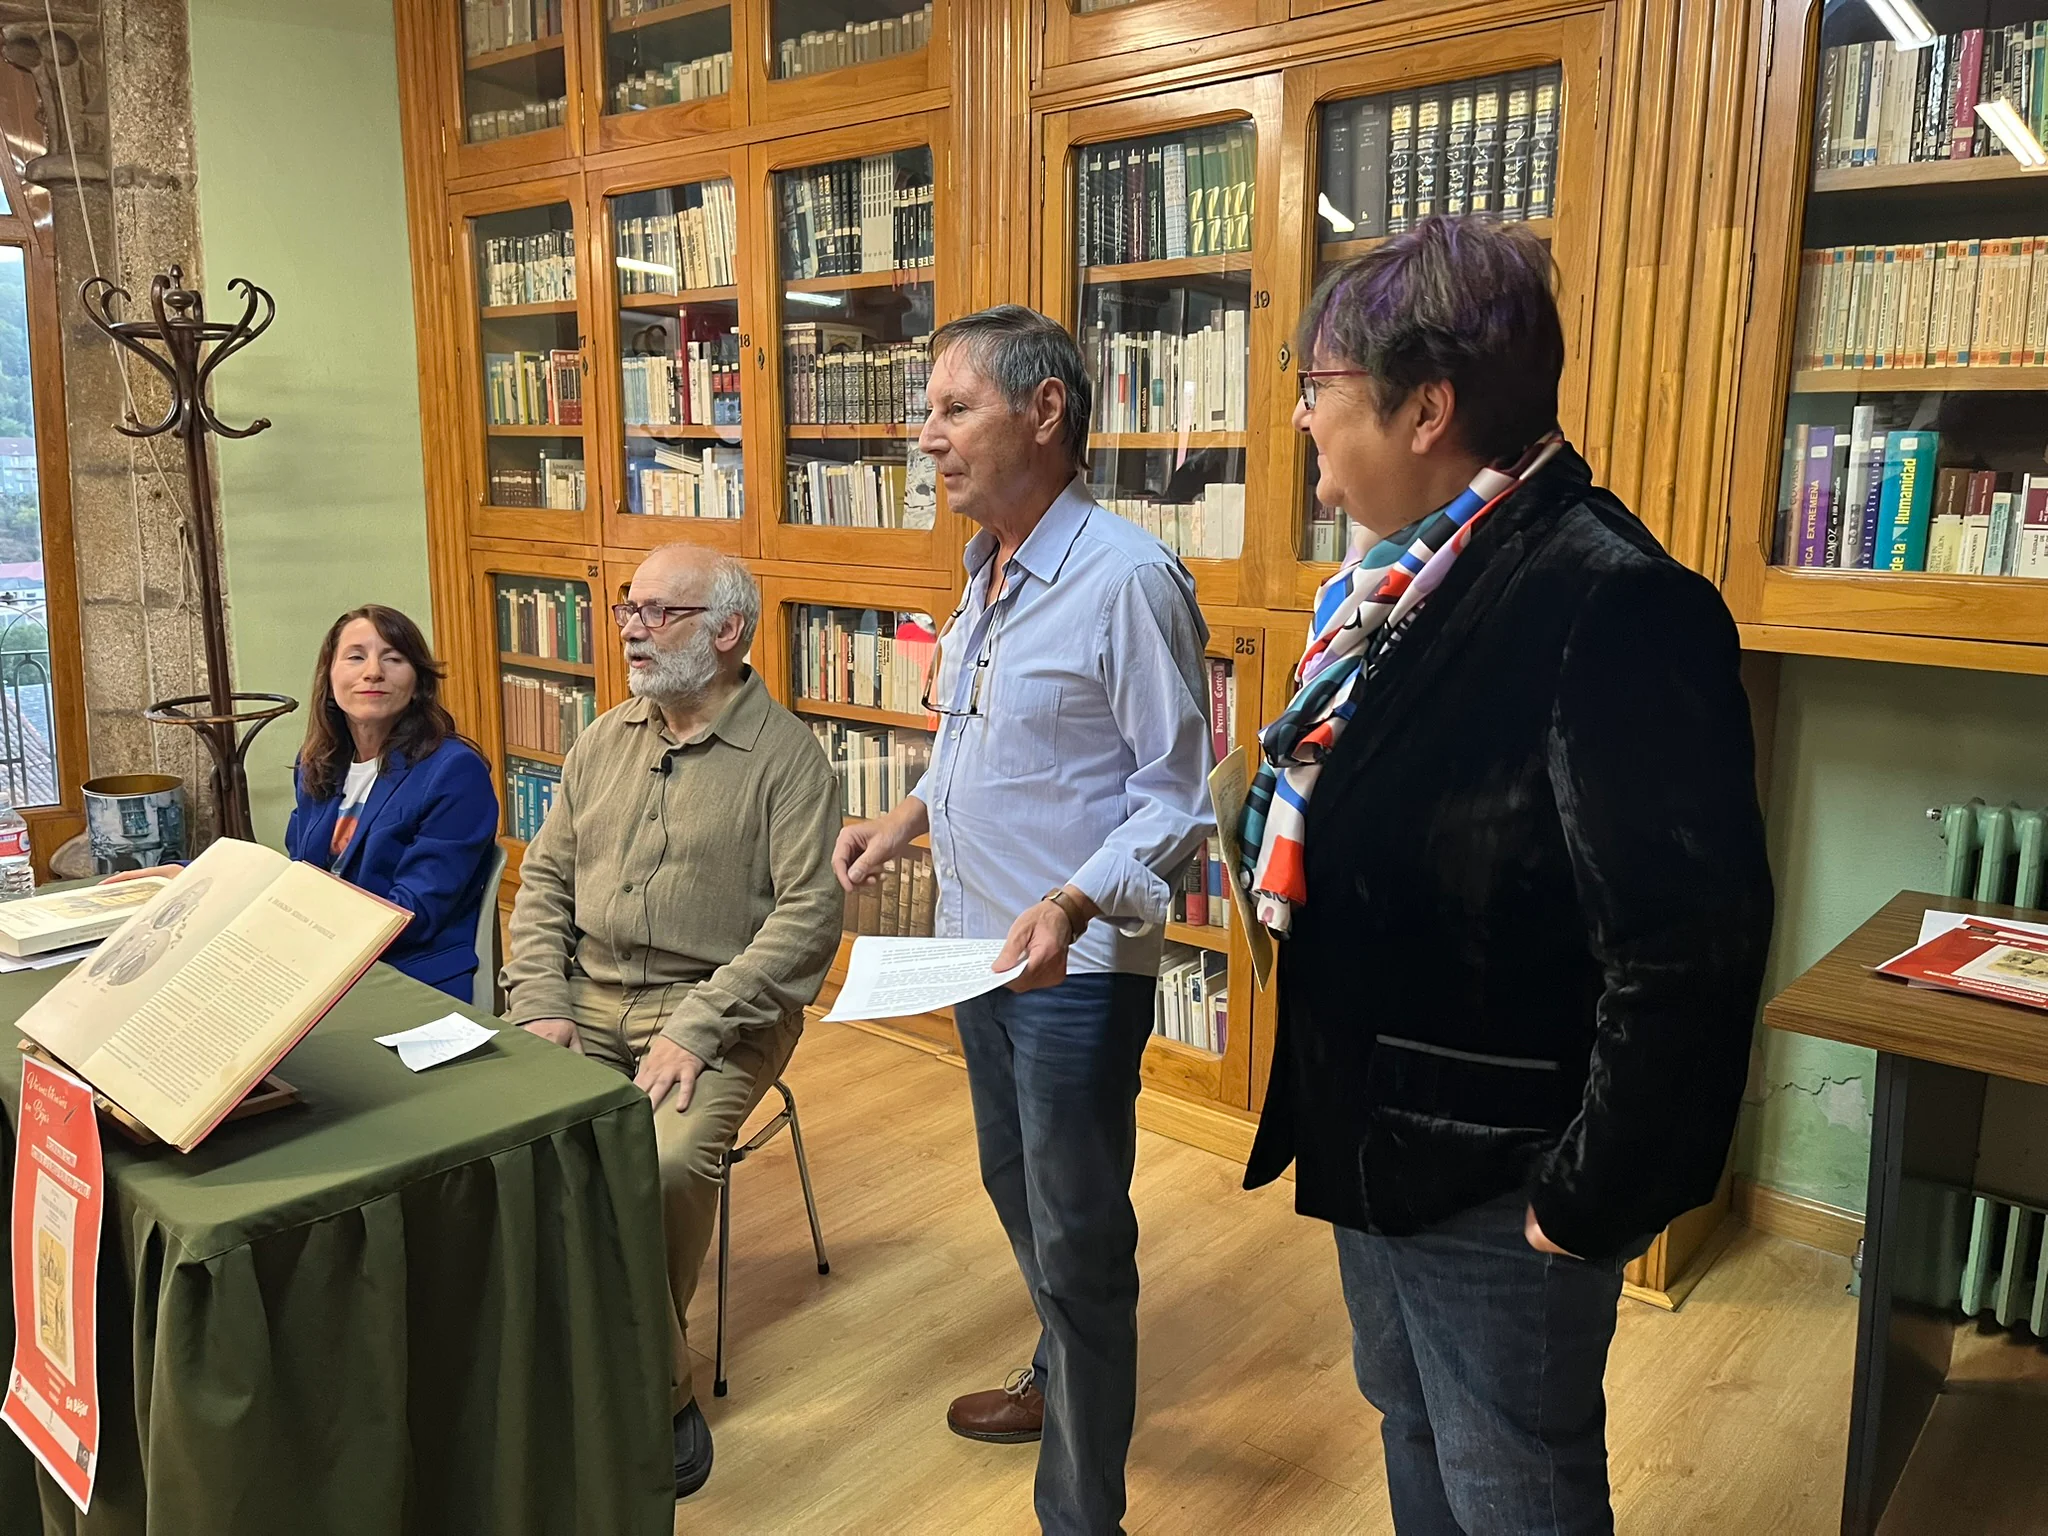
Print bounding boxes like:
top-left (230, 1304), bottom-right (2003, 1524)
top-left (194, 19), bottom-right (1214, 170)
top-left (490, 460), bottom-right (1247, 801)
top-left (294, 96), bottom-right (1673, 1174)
top-left (611, 601), bottom-right (709, 631)
top-left (1297, 368), bottom-right (1374, 412)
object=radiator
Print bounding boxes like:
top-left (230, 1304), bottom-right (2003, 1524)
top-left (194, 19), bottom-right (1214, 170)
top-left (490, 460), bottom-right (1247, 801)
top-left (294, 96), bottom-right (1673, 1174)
top-left (1931, 800), bottom-right (2048, 908)
top-left (1961, 1194), bottom-right (2048, 1336)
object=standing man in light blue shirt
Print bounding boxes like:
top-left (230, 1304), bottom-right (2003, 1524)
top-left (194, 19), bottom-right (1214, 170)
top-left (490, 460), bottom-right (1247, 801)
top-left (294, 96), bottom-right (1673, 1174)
top-left (835, 306), bottom-right (1212, 1534)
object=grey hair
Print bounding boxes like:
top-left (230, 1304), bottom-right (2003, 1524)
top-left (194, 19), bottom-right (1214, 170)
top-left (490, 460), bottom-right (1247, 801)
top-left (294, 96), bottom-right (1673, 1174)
top-left (704, 552), bottom-right (760, 654)
top-left (929, 305), bottom-right (1093, 469)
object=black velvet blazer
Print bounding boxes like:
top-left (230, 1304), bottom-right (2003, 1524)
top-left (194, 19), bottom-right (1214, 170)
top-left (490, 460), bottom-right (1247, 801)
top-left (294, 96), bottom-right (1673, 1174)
top-left (1244, 446), bottom-right (1774, 1264)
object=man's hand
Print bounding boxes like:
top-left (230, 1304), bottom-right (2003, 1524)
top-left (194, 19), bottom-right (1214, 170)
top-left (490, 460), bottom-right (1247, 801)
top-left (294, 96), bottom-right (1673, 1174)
top-left (835, 815), bottom-right (908, 890)
top-left (996, 901), bottom-right (1076, 993)
top-left (520, 1017), bottom-right (584, 1054)
top-left (635, 1033), bottom-right (707, 1113)
top-left (1524, 1204), bottom-right (1579, 1258)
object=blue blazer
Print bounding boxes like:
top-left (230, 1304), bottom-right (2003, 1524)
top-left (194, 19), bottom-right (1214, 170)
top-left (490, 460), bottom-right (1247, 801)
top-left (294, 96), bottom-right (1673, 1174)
top-left (285, 738), bottom-right (500, 999)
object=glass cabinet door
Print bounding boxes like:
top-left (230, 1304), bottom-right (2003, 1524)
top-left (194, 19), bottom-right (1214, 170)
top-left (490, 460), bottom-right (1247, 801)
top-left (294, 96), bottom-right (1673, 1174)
top-left (589, 0), bottom-right (737, 144)
top-left (1768, 1), bottom-right (2048, 582)
top-left (767, 137), bottom-right (941, 557)
top-left (469, 199), bottom-right (589, 539)
top-left (770, 0), bottom-right (933, 82)
top-left (607, 175), bottom-right (745, 537)
top-left (1304, 66), bottom-right (1561, 564)
top-left (490, 571), bottom-right (598, 845)
top-left (1072, 119), bottom-right (1256, 573)
top-left (460, 0), bottom-right (572, 148)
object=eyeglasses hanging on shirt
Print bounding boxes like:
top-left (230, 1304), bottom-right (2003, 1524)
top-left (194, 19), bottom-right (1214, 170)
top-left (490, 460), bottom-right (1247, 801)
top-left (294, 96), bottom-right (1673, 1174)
top-left (921, 551), bottom-right (1010, 720)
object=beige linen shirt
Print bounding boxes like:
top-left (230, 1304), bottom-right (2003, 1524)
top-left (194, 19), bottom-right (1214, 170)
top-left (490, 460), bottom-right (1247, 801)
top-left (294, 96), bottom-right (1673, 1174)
top-left (502, 668), bottom-right (843, 1068)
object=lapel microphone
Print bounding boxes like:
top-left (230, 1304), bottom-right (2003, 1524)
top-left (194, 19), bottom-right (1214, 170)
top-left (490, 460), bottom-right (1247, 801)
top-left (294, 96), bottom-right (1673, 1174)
top-left (650, 755), bottom-right (672, 776)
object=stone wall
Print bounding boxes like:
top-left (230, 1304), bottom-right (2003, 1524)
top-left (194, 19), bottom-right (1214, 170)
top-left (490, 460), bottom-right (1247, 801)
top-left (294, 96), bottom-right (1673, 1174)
top-left (1, 0), bottom-right (219, 836)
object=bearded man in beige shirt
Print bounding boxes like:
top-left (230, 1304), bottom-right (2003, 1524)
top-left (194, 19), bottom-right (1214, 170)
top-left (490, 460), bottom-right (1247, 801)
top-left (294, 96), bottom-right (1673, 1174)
top-left (503, 544), bottom-right (842, 1502)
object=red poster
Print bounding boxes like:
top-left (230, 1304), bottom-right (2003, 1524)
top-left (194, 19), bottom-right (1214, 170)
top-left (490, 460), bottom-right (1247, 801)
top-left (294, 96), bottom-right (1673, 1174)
top-left (1876, 919), bottom-right (2048, 1011)
top-left (2, 1056), bottom-right (102, 1511)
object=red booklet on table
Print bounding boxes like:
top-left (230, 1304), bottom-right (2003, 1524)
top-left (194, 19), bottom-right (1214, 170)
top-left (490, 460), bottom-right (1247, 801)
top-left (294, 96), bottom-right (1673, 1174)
top-left (1875, 918), bottom-right (2048, 1010)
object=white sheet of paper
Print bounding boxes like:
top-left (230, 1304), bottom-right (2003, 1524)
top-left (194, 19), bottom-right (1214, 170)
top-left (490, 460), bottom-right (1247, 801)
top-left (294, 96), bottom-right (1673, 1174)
top-left (0, 942), bottom-right (98, 973)
top-left (823, 937), bottom-right (1027, 1022)
top-left (374, 1013), bottom-right (499, 1072)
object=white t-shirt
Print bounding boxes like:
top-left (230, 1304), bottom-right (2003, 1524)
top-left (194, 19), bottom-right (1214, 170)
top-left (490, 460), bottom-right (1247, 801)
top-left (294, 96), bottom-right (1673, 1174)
top-left (330, 758), bottom-right (381, 862)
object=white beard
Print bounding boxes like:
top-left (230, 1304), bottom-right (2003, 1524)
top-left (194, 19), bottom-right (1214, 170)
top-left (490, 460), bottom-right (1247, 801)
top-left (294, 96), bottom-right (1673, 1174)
top-left (625, 624), bottom-right (719, 705)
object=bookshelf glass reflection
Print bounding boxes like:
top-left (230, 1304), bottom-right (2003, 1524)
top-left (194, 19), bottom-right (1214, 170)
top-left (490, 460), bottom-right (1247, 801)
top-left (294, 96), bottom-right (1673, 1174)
top-left (1772, 0), bottom-right (2048, 579)
top-left (473, 203), bottom-right (585, 514)
top-left (1073, 120), bottom-right (1256, 567)
top-left (603, 0), bottom-right (733, 113)
top-left (789, 601), bottom-right (939, 938)
top-left (771, 0), bottom-right (932, 80)
top-left (774, 148), bottom-right (938, 532)
top-left (461, 0), bottom-right (569, 144)
top-left (1304, 68), bottom-right (1562, 562)
top-left (609, 179), bottom-right (743, 521)
top-left (493, 575), bottom-right (597, 843)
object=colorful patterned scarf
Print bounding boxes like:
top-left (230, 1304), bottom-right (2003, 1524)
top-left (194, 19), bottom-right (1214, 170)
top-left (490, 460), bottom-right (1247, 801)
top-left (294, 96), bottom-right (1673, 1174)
top-left (1238, 433), bottom-right (1564, 936)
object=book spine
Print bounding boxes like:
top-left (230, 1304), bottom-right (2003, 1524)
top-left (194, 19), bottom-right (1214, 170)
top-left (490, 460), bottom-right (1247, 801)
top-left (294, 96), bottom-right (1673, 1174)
top-left (1798, 426), bottom-right (1833, 567)
top-left (1952, 29), bottom-right (1985, 158)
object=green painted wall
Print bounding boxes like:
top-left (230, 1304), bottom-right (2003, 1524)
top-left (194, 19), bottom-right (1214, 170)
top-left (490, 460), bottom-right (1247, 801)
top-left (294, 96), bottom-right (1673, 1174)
top-left (1737, 654), bottom-right (2048, 1212)
top-left (187, 0), bottom-right (429, 848)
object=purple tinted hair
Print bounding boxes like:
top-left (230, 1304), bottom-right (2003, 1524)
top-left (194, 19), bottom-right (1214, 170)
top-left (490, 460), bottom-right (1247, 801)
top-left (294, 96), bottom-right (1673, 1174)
top-left (1298, 216), bottom-right (1564, 463)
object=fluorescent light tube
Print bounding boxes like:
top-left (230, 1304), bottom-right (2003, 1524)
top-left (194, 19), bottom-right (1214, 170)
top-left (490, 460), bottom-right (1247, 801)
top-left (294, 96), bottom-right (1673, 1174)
top-left (614, 257), bottom-right (678, 279)
top-left (1975, 98), bottom-right (2048, 167)
top-left (1316, 193), bottom-right (1356, 235)
top-left (784, 290), bottom-right (844, 308)
top-left (1864, 0), bottom-right (1935, 50)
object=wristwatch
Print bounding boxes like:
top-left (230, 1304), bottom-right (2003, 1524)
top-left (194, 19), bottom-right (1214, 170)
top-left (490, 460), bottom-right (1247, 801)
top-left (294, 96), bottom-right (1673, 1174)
top-left (1042, 888), bottom-right (1089, 939)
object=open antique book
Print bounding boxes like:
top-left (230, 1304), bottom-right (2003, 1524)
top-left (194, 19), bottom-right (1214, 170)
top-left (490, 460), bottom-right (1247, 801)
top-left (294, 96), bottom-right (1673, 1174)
top-left (13, 839), bottom-right (409, 1151)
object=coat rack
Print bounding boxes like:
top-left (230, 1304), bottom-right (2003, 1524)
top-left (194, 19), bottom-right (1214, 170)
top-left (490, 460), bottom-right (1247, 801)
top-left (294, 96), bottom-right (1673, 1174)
top-left (80, 266), bottom-right (297, 843)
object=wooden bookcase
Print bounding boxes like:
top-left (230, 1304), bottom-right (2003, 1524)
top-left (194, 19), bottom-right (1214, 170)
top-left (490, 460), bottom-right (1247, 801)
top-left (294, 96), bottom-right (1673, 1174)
top-left (1724, 0), bottom-right (2048, 675)
top-left (397, 0), bottom-right (1851, 1299)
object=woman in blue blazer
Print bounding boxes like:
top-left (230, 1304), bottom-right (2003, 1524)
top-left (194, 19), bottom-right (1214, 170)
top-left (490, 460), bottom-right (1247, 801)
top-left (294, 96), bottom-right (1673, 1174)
top-left (282, 606), bottom-right (500, 998)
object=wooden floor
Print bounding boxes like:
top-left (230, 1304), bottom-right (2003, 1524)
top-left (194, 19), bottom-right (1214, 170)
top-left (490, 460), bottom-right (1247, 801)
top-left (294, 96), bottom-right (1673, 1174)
top-left (682, 1020), bottom-right (1861, 1533)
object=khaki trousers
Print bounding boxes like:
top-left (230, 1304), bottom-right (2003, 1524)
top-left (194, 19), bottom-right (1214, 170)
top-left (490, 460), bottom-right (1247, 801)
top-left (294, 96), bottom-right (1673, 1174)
top-left (566, 976), bottom-right (801, 1410)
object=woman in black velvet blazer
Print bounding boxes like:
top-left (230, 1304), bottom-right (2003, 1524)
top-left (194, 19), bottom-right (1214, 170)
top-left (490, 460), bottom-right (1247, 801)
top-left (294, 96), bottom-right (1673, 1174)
top-left (1243, 218), bottom-right (1773, 1535)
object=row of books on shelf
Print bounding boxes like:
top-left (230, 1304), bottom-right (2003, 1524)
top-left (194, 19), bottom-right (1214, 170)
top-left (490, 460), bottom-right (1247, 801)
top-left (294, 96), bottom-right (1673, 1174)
top-left (1154, 949), bottom-right (1228, 1056)
top-left (786, 453), bottom-right (937, 529)
top-left (1170, 836), bottom-right (1231, 931)
top-left (779, 152), bottom-right (935, 279)
top-left (1778, 417), bottom-right (2048, 576)
top-left (481, 229), bottom-right (577, 307)
top-left (486, 349), bottom-right (584, 428)
top-left (841, 853), bottom-right (936, 940)
top-left (1075, 124), bottom-right (1256, 268)
top-left (777, 5), bottom-right (932, 81)
top-left (1319, 68), bottom-right (1559, 242)
top-left (615, 182), bottom-right (737, 293)
top-left (501, 673), bottom-right (597, 757)
top-left (611, 51), bottom-right (732, 115)
top-left (622, 336), bottom-right (742, 426)
top-left (792, 604), bottom-right (938, 716)
top-left (470, 96), bottom-right (568, 145)
top-left (1305, 506), bottom-right (1358, 566)
top-left (464, 0), bottom-right (560, 57)
top-left (1082, 307), bottom-right (1247, 433)
top-left (628, 443), bottom-right (744, 519)
top-left (490, 455), bottom-right (585, 510)
top-left (1814, 26), bottom-right (2047, 171)
top-left (1099, 486), bottom-right (1246, 563)
top-left (784, 327), bottom-right (930, 425)
top-left (496, 581), bottom-right (598, 662)
top-left (1792, 238), bottom-right (2048, 372)
top-left (507, 761), bottom-right (562, 843)
top-left (811, 721), bottom-right (932, 820)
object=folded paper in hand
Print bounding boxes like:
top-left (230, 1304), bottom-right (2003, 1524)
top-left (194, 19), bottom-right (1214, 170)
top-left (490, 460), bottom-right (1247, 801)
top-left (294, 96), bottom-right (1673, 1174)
top-left (823, 937), bottom-right (1026, 1022)
top-left (375, 1014), bottom-right (498, 1072)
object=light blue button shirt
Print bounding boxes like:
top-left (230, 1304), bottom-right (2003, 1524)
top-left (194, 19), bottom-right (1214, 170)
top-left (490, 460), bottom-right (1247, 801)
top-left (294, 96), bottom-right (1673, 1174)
top-left (909, 474), bottom-right (1214, 975)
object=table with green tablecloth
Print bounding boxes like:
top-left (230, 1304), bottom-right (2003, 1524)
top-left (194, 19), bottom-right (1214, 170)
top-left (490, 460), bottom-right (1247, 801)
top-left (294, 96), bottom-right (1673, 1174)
top-left (0, 961), bottom-right (675, 1536)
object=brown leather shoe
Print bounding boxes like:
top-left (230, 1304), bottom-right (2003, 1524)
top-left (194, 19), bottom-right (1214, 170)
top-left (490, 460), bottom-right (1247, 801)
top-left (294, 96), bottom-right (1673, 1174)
top-left (947, 1367), bottom-right (1044, 1443)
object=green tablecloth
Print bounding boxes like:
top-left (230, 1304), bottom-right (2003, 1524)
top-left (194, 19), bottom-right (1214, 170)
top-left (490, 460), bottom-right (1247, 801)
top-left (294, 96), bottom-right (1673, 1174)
top-left (0, 962), bottom-right (673, 1536)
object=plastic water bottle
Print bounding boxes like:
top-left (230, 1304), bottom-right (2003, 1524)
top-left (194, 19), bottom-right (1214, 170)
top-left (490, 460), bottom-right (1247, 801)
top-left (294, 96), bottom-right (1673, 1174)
top-left (0, 802), bottom-right (33, 898)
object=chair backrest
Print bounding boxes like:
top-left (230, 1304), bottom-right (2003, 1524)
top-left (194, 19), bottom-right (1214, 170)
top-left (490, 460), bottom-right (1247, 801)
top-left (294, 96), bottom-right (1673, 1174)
top-left (471, 841), bottom-right (510, 1013)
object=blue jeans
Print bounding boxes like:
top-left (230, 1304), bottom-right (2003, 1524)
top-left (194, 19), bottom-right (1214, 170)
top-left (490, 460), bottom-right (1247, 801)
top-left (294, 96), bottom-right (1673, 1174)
top-left (952, 972), bottom-right (1154, 1536)
top-left (1334, 1194), bottom-right (1624, 1536)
